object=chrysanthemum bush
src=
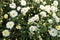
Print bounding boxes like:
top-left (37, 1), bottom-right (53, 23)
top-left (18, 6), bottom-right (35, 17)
top-left (0, 0), bottom-right (60, 40)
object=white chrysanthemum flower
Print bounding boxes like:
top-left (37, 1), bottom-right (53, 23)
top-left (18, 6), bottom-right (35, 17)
top-left (28, 18), bottom-right (34, 23)
top-left (48, 28), bottom-right (57, 37)
top-left (44, 5), bottom-right (51, 13)
top-left (29, 26), bottom-right (38, 32)
top-left (53, 0), bottom-right (58, 6)
top-left (40, 11), bottom-right (47, 17)
top-left (21, 7), bottom-right (30, 15)
top-left (55, 16), bottom-right (60, 23)
top-left (43, 1), bottom-right (46, 5)
top-left (34, 0), bottom-right (40, 3)
top-left (40, 5), bottom-right (45, 10)
top-left (34, 0), bottom-right (43, 3)
top-left (9, 3), bottom-right (16, 9)
top-left (52, 13), bottom-right (56, 18)
top-left (48, 19), bottom-right (53, 24)
top-left (17, 6), bottom-right (21, 11)
top-left (33, 15), bottom-right (39, 21)
top-left (51, 6), bottom-right (58, 12)
top-left (6, 21), bottom-right (15, 29)
top-left (52, 13), bottom-right (60, 23)
top-left (27, 7), bottom-right (30, 9)
top-left (38, 35), bottom-right (43, 40)
top-left (2, 30), bottom-right (10, 37)
top-left (9, 10), bottom-right (18, 18)
top-left (28, 15), bottom-right (39, 23)
top-left (20, 0), bottom-right (26, 6)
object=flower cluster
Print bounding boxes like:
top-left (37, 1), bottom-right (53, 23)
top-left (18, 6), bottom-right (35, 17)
top-left (0, 0), bottom-right (60, 40)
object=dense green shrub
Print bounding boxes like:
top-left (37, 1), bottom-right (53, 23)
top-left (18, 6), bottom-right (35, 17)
top-left (0, 0), bottom-right (60, 40)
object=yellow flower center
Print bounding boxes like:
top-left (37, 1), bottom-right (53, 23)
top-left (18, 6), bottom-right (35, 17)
top-left (9, 23), bottom-right (12, 26)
